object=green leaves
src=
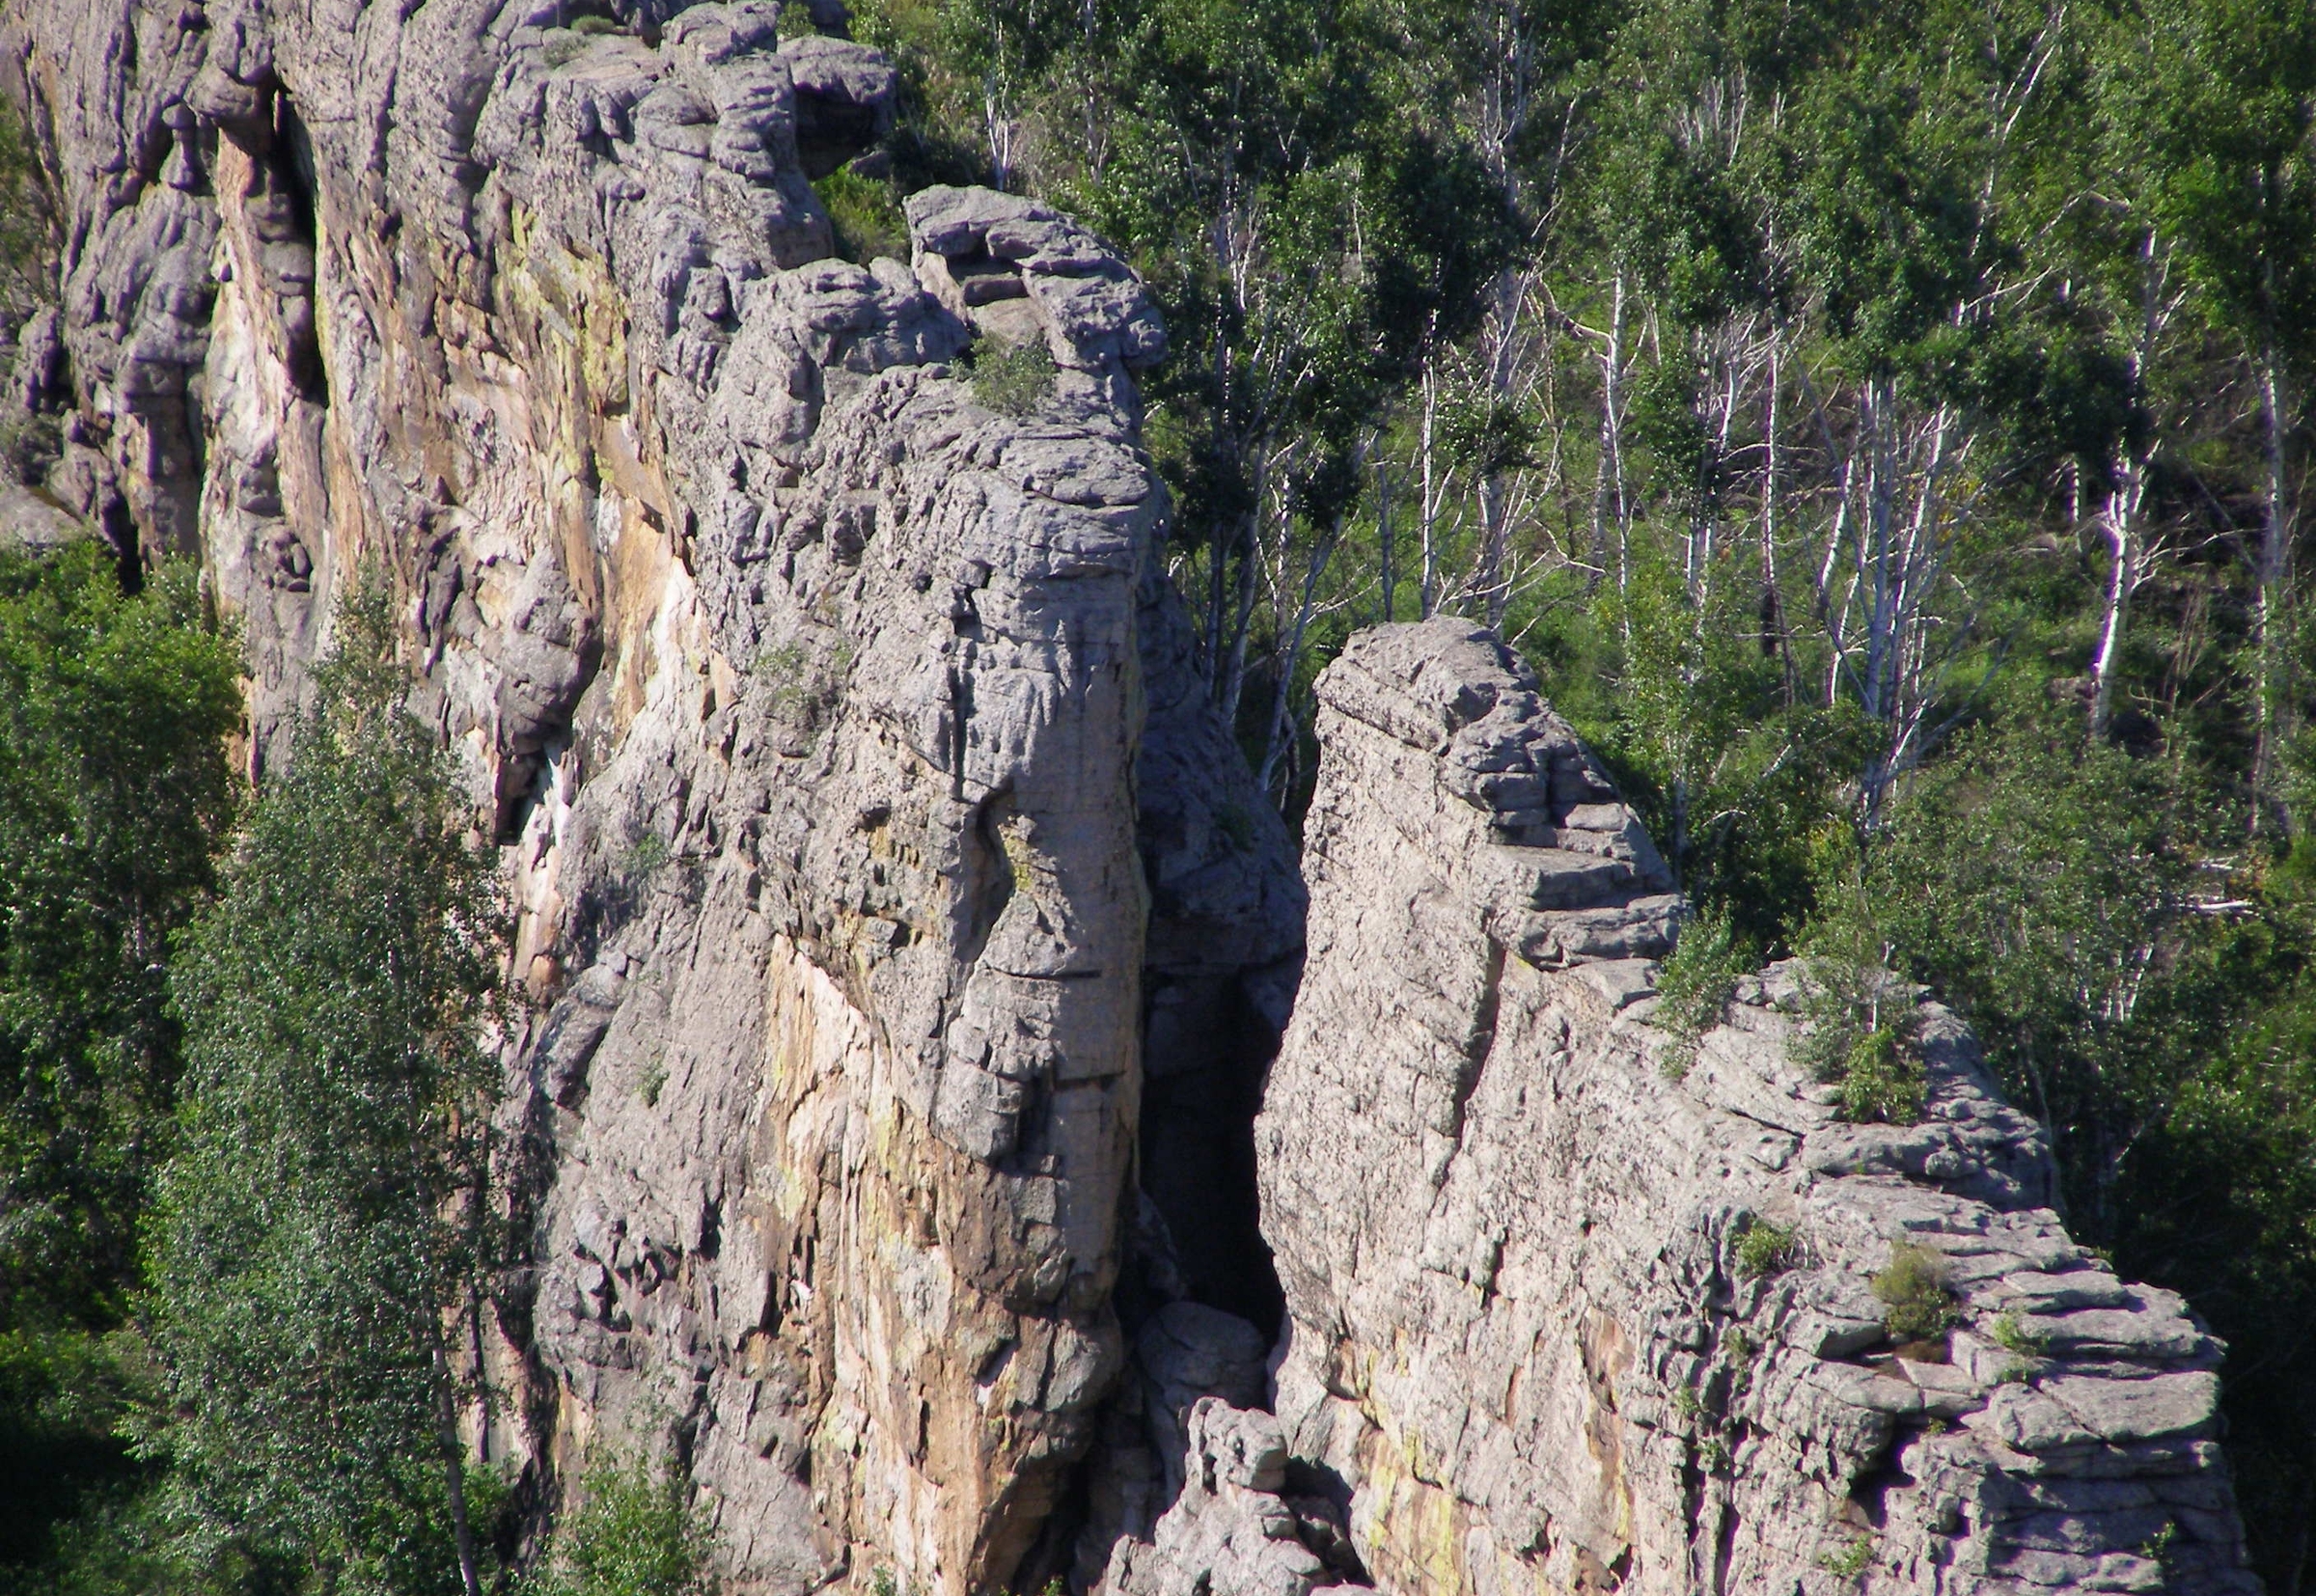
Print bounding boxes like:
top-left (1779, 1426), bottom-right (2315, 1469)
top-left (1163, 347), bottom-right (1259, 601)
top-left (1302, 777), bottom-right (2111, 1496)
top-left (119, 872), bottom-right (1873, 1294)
top-left (527, 1453), bottom-right (716, 1596)
top-left (0, 543), bottom-right (238, 1332)
top-left (147, 578), bottom-right (503, 1592)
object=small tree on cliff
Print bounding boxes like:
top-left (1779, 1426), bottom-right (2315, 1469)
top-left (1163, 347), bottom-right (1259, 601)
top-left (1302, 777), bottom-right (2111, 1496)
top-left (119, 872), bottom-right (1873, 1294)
top-left (148, 578), bottom-right (504, 1596)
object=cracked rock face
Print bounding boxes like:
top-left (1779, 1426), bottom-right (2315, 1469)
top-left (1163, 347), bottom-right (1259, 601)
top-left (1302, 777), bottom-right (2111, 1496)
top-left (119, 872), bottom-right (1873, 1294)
top-left (9, 2), bottom-right (1263, 1590)
top-left (1245, 616), bottom-right (2257, 1596)
top-left (11, 3), bottom-right (2258, 1592)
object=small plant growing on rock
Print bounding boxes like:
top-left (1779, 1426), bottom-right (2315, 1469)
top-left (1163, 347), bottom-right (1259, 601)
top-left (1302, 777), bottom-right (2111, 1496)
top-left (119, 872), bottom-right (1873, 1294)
top-left (1989, 1309), bottom-right (2050, 1358)
top-left (965, 337), bottom-right (1057, 417)
top-left (619, 829), bottom-right (673, 887)
top-left (1820, 1533), bottom-right (1875, 1581)
top-left (813, 168), bottom-right (908, 263)
top-left (1793, 947), bottom-right (1926, 1124)
top-left (757, 634), bottom-right (854, 739)
top-left (1653, 909), bottom-right (1754, 1080)
top-left (1735, 1218), bottom-right (1800, 1279)
top-left (1873, 1241), bottom-right (1961, 1343)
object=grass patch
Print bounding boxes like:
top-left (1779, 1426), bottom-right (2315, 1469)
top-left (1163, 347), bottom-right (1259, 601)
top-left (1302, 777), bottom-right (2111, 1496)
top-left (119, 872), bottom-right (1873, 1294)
top-left (1989, 1309), bottom-right (2050, 1357)
top-left (1819, 1534), bottom-right (1874, 1580)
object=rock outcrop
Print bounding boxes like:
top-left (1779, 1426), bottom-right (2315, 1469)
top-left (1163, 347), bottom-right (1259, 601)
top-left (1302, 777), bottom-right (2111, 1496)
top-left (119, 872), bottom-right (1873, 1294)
top-left (6, 3), bottom-right (2259, 1593)
top-left (6, 2), bottom-right (1265, 1589)
top-left (1229, 617), bottom-right (2256, 1596)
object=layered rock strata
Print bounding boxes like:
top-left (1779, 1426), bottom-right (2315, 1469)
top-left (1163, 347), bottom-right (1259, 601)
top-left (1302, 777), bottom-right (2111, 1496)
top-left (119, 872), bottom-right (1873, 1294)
top-left (7, 1), bottom-right (2263, 1591)
top-left (6, 2), bottom-right (1277, 1590)
top-left (1227, 617), bottom-right (2257, 1596)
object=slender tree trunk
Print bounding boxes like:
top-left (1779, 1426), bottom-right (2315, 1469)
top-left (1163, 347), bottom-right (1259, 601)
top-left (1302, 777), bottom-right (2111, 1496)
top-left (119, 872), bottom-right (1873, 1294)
top-left (1420, 356), bottom-right (1441, 619)
top-left (1764, 333), bottom-right (1796, 704)
top-left (1218, 505), bottom-right (1262, 727)
top-left (2093, 232), bottom-right (2168, 740)
top-left (2284, 1465), bottom-right (2312, 1596)
top-left (1605, 274), bottom-right (1630, 595)
top-left (1479, 470), bottom-right (1510, 627)
top-left (2090, 459), bottom-right (2144, 737)
top-left (1376, 454), bottom-right (1396, 624)
top-left (425, 1305), bottom-right (482, 1596)
top-left (1258, 516), bottom-right (1343, 799)
top-left (2251, 346), bottom-right (2291, 834)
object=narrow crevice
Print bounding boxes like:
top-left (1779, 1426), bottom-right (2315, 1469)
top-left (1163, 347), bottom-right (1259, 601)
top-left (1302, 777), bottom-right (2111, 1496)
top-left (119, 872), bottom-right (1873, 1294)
top-left (1136, 962), bottom-right (1291, 1335)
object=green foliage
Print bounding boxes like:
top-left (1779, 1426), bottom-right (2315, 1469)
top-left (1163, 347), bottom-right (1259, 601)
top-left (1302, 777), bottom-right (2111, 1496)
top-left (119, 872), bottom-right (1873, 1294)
top-left (1653, 909), bottom-right (1753, 1077)
top-left (1793, 970), bottom-right (1927, 1129)
top-left (1872, 1242), bottom-right (1960, 1343)
top-left (147, 575), bottom-right (503, 1594)
top-left (0, 544), bottom-right (238, 1589)
top-left (966, 337), bottom-right (1058, 417)
top-left (620, 830), bottom-right (673, 887)
top-left (0, 543), bottom-right (239, 1329)
top-left (1819, 1534), bottom-right (1875, 1581)
top-left (528, 1451), bottom-right (714, 1596)
top-left (0, 101), bottom-right (56, 316)
top-left (1734, 1219), bottom-right (1799, 1280)
top-left (1988, 1310), bottom-right (2049, 1358)
top-left (813, 169), bottom-right (909, 264)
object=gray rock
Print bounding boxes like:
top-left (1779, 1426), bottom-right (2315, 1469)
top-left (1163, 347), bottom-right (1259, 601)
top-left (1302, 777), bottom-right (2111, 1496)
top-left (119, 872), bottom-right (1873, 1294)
top-left (11, 3), bottom-right (2257, 1592)
top-left (0, 482), bottom-right (91, 552)
top-left (1252, 616), bottom-right (2257, 1595)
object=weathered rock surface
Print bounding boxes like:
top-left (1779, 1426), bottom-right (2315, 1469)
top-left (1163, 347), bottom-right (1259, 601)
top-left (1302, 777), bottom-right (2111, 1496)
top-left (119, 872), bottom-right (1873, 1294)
top-left (9, 2), bottom-right (2259, 1592)
top-left (6, 4), bottom-right (1252, 1591)
top-left (1228, 617), bottom-right (2256, 1596)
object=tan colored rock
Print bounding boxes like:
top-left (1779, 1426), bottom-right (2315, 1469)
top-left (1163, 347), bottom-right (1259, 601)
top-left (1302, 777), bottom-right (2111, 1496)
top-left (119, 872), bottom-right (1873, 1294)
top-left (1249, 617), bottom-right (2258, 1596)
top-left (9, 4), bottom-right (1194, 1591)
top-left (11, 2), bottom-right (2263, 1591)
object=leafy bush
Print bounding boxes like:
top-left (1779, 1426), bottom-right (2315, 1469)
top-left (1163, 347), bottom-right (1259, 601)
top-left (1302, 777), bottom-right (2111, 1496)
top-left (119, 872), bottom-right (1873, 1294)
top-left (966, 338), bottom-right (1056, 417)
top-left (1792, 922), bottom-right (1926, 1124)
top-left (813, 169), bottom-right (908, 263)
top-left (530, 1451), bottom-right (715, 1596)
top-left (1872, 1242), bottom-right (1959, 1343)
top-left (1734, 1219), bottom-right (1799, 1279)
top-left (1654, 909), bottom-right (1754, 1078)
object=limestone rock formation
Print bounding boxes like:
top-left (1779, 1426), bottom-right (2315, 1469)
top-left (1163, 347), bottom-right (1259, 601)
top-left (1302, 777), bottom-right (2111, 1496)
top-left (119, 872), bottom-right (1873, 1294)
top-left (5, 2), bottom-right (2261, 1592)
top-left (1242, 616), bottom-right (2256, 1596)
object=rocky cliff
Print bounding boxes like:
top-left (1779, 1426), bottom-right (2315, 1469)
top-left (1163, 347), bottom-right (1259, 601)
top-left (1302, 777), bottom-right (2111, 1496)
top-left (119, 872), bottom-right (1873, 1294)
top-left (1, 2), bottom-right (2257, 1592)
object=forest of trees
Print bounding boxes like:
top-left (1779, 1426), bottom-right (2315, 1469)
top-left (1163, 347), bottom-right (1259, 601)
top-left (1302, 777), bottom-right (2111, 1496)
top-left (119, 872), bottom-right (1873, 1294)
top-left (0, 0), bottom-right (2312, 1590)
